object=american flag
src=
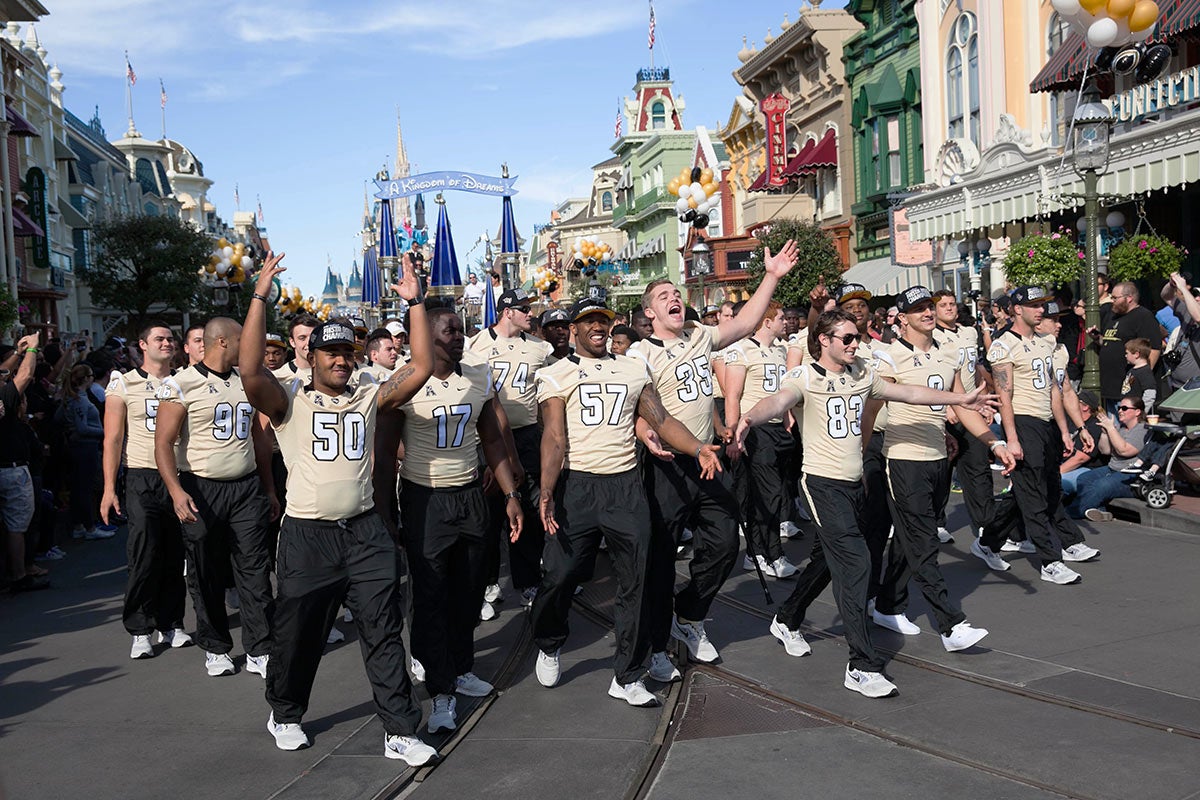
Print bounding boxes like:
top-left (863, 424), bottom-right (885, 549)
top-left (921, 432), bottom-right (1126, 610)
top-left (614, 103), bottom-right (622, 139)
top-left (257, 195), bottom-right (264, 224)
top-left (159, 78), bottom-right (167, 108)
top-left (234, 183), bottom-right (240, 209)
top-left (125, 52), bottom-right (136, 86)
top-left (648, 4), bottom-right (655, 50)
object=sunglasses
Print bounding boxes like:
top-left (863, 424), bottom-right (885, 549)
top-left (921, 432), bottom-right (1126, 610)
top-left (514, 306), bottom-right (532, 314)
top-left (826, 332), bottom-right (861, 346)
top-left (1116, 405), bottom-right (1136, 411)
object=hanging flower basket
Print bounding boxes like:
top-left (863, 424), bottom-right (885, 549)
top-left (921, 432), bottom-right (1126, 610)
top-left (1106, 233), bottom-right (1184, 282)
top-left (1001, 227), bottom-right (1085, 288)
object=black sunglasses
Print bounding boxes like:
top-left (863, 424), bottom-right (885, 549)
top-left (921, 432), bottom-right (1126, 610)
top-left (826, 332), bottom-right (860, 346)
top-left (1116, 405), bottom-right (1136, 411)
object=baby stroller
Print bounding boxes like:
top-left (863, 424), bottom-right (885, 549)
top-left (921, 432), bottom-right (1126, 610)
top-left (1132, 384), bottom-right (1200, 509)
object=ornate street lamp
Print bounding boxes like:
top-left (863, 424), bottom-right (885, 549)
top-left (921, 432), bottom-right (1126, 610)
top-left (1071, 78), bottom-right (1117, 395)
top-left (691, 236), bottom-right (712, 307)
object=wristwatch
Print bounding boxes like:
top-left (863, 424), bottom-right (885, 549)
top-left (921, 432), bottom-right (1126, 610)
top-left (504, 490), bottom-right (521, 501)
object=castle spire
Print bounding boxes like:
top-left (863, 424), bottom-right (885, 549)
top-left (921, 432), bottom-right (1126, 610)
top-left (394, 106), bottom-right (411, 225)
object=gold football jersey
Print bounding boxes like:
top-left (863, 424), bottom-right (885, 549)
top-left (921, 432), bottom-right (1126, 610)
top-left (536, 353), bottom-right (651, 475)
top-left (711, 347), bottom-right (727, 400)
top-left (273, 378), bottom-right (377, 520)
top-left (1048, 338), bottom-right (1070, 390)
top-left (987, 329), bottom-right (1057, 420)
top-left (467, 328), bottom-right (554, 429)
top-left (399, 361), bottom-right (494, 488)
top-left (875, 338), bottom-right (957, 461)
top-left (157, 364), bottom-right (257, 480)
top-left (933, 323), bottom-right (980, 393)
top-left (106, 368), bottom-right (171, 470)
top-left (782, 357), bottom-right (887, 482)
top-left (723, 338), bottom-right (787, 423)
top-left (628, 322), bottom-right (716, 450)
top-left (272, 359), bottom-right (311, 385)
top-left (786, 332), bottom-right (809, 365)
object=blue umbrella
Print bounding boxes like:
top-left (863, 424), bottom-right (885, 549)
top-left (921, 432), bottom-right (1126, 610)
top-left (482, 271), bottom-right (497, 328)
top-left (361, 244), bottom-right (380, 305)
top-left (378, 198), bottom-right (398, 259)
top-left (430, 198), bottom-right (462, 289)
top-left (499, 195), bottom-right (519, 254)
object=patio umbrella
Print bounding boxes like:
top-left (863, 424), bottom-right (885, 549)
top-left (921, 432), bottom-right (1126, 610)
top-left (499, 194), bottom-right (519, 254)
top-left (361, 244), bottom-right (380, 305)
top-left (430, 196), bottom-right (462, 289)
top-left (378, 198), bottom-right (398, 260)
top-left (482, 270), bottom-right (497, 328)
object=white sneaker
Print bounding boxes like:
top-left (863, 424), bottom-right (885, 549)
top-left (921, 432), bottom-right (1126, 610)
top-left (83, 527), bottom-right (116, 540)
top-left (770, 556), bottom-right (798, 578)
top-left (1001, 538), bottom-right (1036, 554)
top-left (608, 677), bottom-right (660, 707)
top-left (671, 618), bottom-right (719, 663)
top-left (205, 651), bottom-right (235, 677)
top-left (1040, 561), bottom-right (1082, 585)
top-left (130, 634), bottom-right (154, 659)
top-left (246, 653), bottom-right (269, 679)
top-left (410, 657), bottom-right (426, 683)
top-left (520, 586), bottom-right (538, 609)
top-left (780, 521), bottom-right (800, 540)
top-left (871, 609), bottom-right (920, 635)
top-left (971, 539), bottom-right (1010, 572)
top-left (844, 664), bottom-right (898, 698)
top-left (941, 621), bottom-right (989, 652)
top-left (535, 649), bottom-right (560, 687)
top-left (428, 694), bottom-right (456, 733)
top-left (384, 733), bottom-right (438, 765)
top-left (1084, 508), bottom-right (1114, 522)
top-left (937, 526), bottom-right (954, 543)
top-left (648, 651), bottom-right (681, 683)
top-left (480, 600), bottom-right (497, 621)
top-left (455, 671), bottom-right (494, 697)
top-left (225, 588), bottom-right (240, 610)
top-left (326, 626), bottom-right (345, 644)
top-left (157, 628), bottom-right (192, 648)
top-left (267, 712), bottom-right (310, 751)
top-left (769, 616), bottom-right (811, 657)
top-left (343, 607), bottom-right (353, 623)
top-left (1061, 543), bottom-right (1100, 562)
top-left (483, 583), bottom-right (503, 604)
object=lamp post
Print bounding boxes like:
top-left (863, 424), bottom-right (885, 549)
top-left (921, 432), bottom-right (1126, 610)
top-left (1071, 78), bottom-right (1116, 396)
top-left (691, 236), bottom-right (712, 307)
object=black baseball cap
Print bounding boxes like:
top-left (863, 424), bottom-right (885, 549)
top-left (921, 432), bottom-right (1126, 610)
top-left (896, 285), bottom-right (935, 313)
top-left (265, 333), bottom-right (286, 349)
top-left (1043, 300), bottom-right (1068, 317)
top-left (541, 308), bottom-right (570, 326)
top-left (348, 316), bottom-right (368, 335)
top-left (497, 288), bottom-right (532, 313)
top-left (1011, 286), bottom-right (1052, 306)
top-left (309, 321), bottom-right (363, 352)
top-left (570, 297), bottom-right (616, 322)
top-left (1077, 390), bottom-right (1100, 410)
top-left (837, 283), bottom-right (872, 304)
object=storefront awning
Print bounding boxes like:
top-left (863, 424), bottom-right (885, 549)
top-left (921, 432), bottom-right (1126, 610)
top-left (803, 130), bottom-right (838, 169)
top-left (746, 169), bottom-right (770, 193)
top-left (57, 197), bottom-right (89, 229)
top-left (54, 139), bottom-right (76, 161)
top-left (12, 205), bottom-right (43, 237)
top-left (840, 256), bottom-right (932, 298)
top-left (5, 105), bottom-right (38, 137)
top-left (780, 139), bottom-right (816, 178)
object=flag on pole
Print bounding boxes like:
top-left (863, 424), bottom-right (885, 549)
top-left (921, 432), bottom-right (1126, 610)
top-left (159, 78), bottom-right (167, 108)
top-left (125, 52), bottom-right (137, 86)
top-left (648, 3), bottom-right (656, 50)
top-left (257, 195), bottom-right (264, 224)
top-left (614, 101), bottom-right (622, 139)
top-left (234, 183), bottom-right (240, 209)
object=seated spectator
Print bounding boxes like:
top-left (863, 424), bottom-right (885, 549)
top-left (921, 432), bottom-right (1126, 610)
top-left (1121, 338), bottom-right (1159, 413)
top-left (1061, 390), bottom-right (1105, 496)
top-left (1067, 395), bottom-right (1148, 521)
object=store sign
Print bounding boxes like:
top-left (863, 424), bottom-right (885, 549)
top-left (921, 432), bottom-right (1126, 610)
top-left (24, 167), bottom-right (49, 269)
top-left (374, 171), bottom-right (518, 199)
top-left (890, 207), bottom-right (934, 268)
top-left (1107, 65), bottom-right (1200, 124)
top-left (760, 93), bottom-right (791, 187)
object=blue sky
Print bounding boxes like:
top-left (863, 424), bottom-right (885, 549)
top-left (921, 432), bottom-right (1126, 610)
top-left (39, 0), bottom-right (808, 297)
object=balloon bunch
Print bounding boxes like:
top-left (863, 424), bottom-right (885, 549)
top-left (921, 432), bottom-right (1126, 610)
top-left (1089, 1), bottom-right (1170, 84)
top-left (573, 236), bottom-right (612, 266)
top-left (530, 265), bottom-right (560, 295)
top-left (275, 286), bottom-right (333, 321)
top-left (204, 238), bottom-right (255, 285)
top-left (1053, 0), bottom-right (1158, 47)
top-left (669, 166), bottom-right (720, 229)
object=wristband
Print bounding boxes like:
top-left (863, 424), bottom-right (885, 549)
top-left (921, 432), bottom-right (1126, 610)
top-left (504, 490), bottom-right (521, 501)
top-left (406, 295), bottom-right (425, 308)
top-left (24, 347), bottom-right (37, 353)
top-left (252, 292), bottom-right (269, 303)
top-left (988, 439), bottom-right (1006, 451)
top-left (694, 445), bottom-right (704, 459)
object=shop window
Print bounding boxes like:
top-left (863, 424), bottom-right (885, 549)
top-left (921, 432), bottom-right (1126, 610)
top-left (886, 117), bottom-right (902, 188)
top-left (1047, 12), bottom-right (1070, 56)
top-left (946, 12), bottom-right (980, 147)
top-left (601, 191), bottom-right (613, 212)
top-left (871, 118), bottom-right (883, 191)
top-left (651, 101), bottom-right (666, 129)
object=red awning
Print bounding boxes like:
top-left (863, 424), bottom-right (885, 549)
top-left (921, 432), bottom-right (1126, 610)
top-left (780, 138), bottom-right (817, 178)
top-left (803, 130), bottom-right (838, 169)
top-left (12, 205), bottom-right (44, 237)
top-left (1031, 0), bottom-right (1200, 93)
top-left (5, 105), bottom-right (38, 137)
top-left (747, 169), bottom-right (770, 192)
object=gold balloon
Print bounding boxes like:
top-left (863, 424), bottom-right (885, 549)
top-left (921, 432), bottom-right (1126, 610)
top-left (700, 168), bottom-right (714, 183)
top-left (233, 242), bottom-right (245, 254)
top-left (702, 182), bottom-right (718, 197)
top-left (1129, 0), bottom-right (1158, 30)
top-left (228, 266), bottom-right (245, 284)
top-left (687, 196), bottom-right (699, 209)
top-left (1080, 0), bottom-right (1107, 11)
top-left (217, 238), bottom-right (230, 249)
top-left (1107, 0), bottom-right (1136, 17)
top-left (205, 261), bottom-right (217, 273)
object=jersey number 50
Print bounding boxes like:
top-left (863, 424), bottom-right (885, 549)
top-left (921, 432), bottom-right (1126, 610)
top-left (312, 411), bottom-right (367, 461)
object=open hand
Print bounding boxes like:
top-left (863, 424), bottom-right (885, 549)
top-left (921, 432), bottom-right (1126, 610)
top-left (256, 251), bottom-right (286, 295)
top-left (393, 254), bottom-right (421, 301)
top-left (763, 239), bottom-right (799, 279)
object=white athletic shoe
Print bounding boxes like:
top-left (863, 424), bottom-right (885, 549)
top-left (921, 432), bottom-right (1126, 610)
top-left (157, 628), bottom-right (192, 648)
top-left (780, 521), bottom-right (800, 540)
top-left (648, 651), bottom-right (681, 683)
top-left (410, 657), bottom-right (426, 683)
top-left (535, 649), bottom-right (560, 687)
top-left (671, 618), bottom-right (719, 663)
top-left (1001, 538), bottom-right (1036, 554)
top-left (343, 608), bottom-right (353, 623)
top-left (844, 664), bottom-right (898, 698)
top-left (971, 539), bottom-right (1010, 572)
top-left (941, 621), bottom-right (989, 652)
top-left (326, 626), bottom-right (345, 645)
top-left (483, 583), bottom-right (503, 604)
top-left (130, 634), bottom-right (154, 660)
top-left (267, 712), bottom-right (309, 751)
top-left (205, 651), bottom-right (235, 677)
top-left (246, 653), bottom-right (269, 679)
top-left (770, 556), bottom-right (798, 578)
top-left (937, 526), bottom-right (954, 543)
top-left (608, 677), bottom-right (660, 707)
top-left (427, 694), bottom-right (457, 733)
top-left (384, 734), bottom-right (438, 765)
top-left (1061, 543), bottom-right (1100, 562)
top-left (455, 672), bottom-right (494, 697)
top-left (769, 616), bottom-right (811, 657)
top-left (871, 609), bottom-right (921, 635)
top-left (480, 600), bottom-right (497, 621)
top-left (1040, 561), bottom-right (1082, 585)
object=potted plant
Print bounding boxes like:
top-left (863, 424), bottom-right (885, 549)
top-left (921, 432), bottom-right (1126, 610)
top-left (1001, 227), bottom-right (1084, 288)
top-left (1106, 233), bottom-right (1184, 281)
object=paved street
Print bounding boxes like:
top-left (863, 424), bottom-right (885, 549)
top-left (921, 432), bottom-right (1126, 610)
top-left (2, 496), bottom-right (1199, 800)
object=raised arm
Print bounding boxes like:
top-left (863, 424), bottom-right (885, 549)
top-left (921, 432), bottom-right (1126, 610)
top-left (479, 397), bottom-right (523, 542)
top-left (538, 396), bottom-right (567, 535)
top-left (241, 251), bottom-right (289, 425)
top-left (99, 392), bottom-right (127, 524)
top-left (876, 380), bottom-right (996, 415)
top-left (11, 332), bottom-right (39, 395)
top-left (378, 254), bottom-right (433, 412)
top-left (637, 382), bottom-right (722, 479)
top-left (714, 240), bottom-right (797, 348)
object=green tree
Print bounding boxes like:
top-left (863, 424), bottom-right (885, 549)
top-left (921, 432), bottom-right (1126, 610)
top-left (80, 215), bottom-right (214, 329)
top-left (745, 218), bottom-right (843, 307)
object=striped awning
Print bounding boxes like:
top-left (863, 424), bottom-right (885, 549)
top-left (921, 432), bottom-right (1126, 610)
top-left (1031, 0), bottom-right (1200, 94)
top-left (746, 169), bottom-right (770, 193)
top-left (780, 139), bottom-right (816, 178)
top-left (838, 256), bottom-right (932, 298)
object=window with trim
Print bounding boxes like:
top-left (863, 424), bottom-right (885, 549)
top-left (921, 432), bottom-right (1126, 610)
top-left (1047, 12), bottom-right (1070, 56)
top-left (886, 117), bottom-right (902, 188)
top-left (871, 118), bottom-right (882, 191)
top-left (946, 12), bottom-right (980, 147)
top-left (651, 101), bottom-right (666, 129)
top-left (601, 191), bottom-right (613, 212)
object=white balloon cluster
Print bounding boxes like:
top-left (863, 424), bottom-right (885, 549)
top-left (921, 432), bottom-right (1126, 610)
top-left (1051, 0), bottom-right (1159, 49)
top-left (203, 237), bottom-right (253, 285)
top-left (573, 236), bottom-right (612, 265)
